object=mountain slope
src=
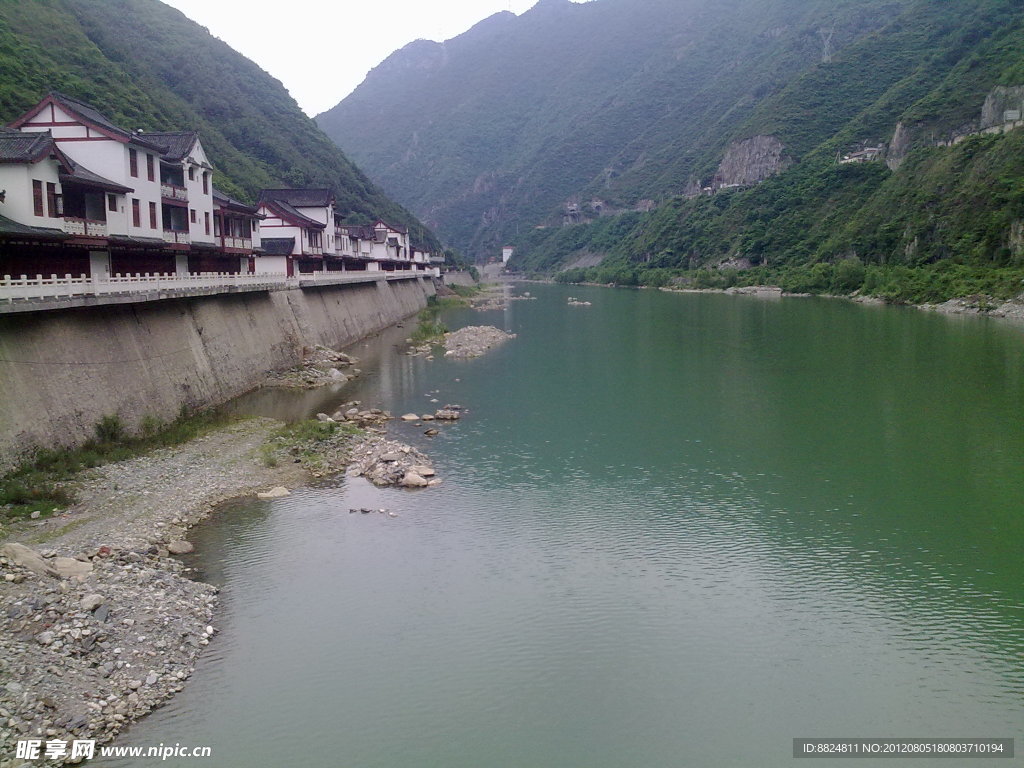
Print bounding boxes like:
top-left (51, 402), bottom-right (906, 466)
top-left (0, 0), bottom-right (439, 248)
top-left (317, 0), bottom-right (916, 255)
top-left (515, 0), bottom-right (1024, 301)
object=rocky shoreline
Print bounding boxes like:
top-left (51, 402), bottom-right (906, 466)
top-left (0, 405), bottom-right (447, 765)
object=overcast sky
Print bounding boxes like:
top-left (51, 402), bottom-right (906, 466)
top-left (161, 0), bottom-right (547, 117)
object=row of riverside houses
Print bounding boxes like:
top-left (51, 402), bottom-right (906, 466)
top-left (0, 92), bottom-right (439, 284)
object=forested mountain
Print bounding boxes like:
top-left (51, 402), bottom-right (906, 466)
top-left (0, 0), bottom-right (439, 248)
top-left (317, 0), bottom-right (914, 254)
top-left (319, 0), bottom-right (1024, 301)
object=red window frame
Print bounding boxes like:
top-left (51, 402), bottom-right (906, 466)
top-left (32, 180), bottom-right (44, 217)
top-left (46, 182), bottom-right (59, 218)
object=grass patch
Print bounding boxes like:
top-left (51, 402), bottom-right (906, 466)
top-left (448, 283), bottom-right (482, 298)
top-left (409, 297), bottom-right (452, 345)
top-left (0, 408), bottom-right (236, 527)
top-left (262, 419), bottom-right (363, 476)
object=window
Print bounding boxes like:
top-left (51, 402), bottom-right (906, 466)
top-left (146, 154), bottom-right (154, 182)
top-left (129, 149), bottom-right (138, 177)
top-left (190, 209), bottom-right (197, 224)
top-left (132, 199), bottom-right (141, 228)
top-left (202, 172), bottom-right (209, 195)
top-left (204, 211), bottom-right (210, 235)
top-left (149, 202), bottom-right (157, 229)
top-left (188, 166), bottom-right (195, 181)
top-left (33, 180), bottom-right (44, 217)
top-left (108, 194), bottom-right (117, 213)
top-left (46, 183), bottom-right (59, 218)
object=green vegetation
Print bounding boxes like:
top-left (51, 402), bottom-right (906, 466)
top-left (0, 408), bottom-right (235, 527)
top-left (0, 0), bottom-right (439, 249)
top-left (320, 0), bottom-right (1024, 303)
top-left (262, 419), bottom-right (361, 476)
top-left (319, 0), bottom-right (920, 255)
top-left (409, 298), bottom-right (453, 345)
top-left (448, 284), bottom-right (482, 299)
top-left (538, 124), bottom-right (1024, 303)
top-left (556, 261), bottom-right (1024, 306)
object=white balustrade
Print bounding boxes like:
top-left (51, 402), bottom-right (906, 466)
top-left (160, 184), bottom-right (188, 201)
top-left (0, 266), bottom-right (428, 303)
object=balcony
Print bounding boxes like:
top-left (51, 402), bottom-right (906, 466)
top-left (303, 245), bottom-right (323, 256)
top-left (63, 217), bottom-right (108, 237)
top-left (160, 183), bottom-right (188, 201)
top-left (163, 229), bottom-right (191, 244)
top-left (221, 236), bottom-right (252, 250)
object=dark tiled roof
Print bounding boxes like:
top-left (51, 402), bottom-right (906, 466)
top-left (260, 199), bottom-right (324, 229)
top-left (0, 213), bottom-right (68, 239)
top-left (0, 130), bottom-right (55, 164)
top-left (107, 235), bottom-right (168, 248)
top-left (34, 93), bottom-right (168, 153)
top-left (260, 237), bottom-right (295, 255)
top-left (259, 188), bottom-right (334, 208)
top-left (60, 159), bottom-right (133, 194)
top-left (342, 225), bottom-right (374, 240)
top-left (137, 131), bottom-right (199, 162)
top-left (213, 187), bottom-right (259, 215)
top-left (376, 219), bottom-right (407, 234)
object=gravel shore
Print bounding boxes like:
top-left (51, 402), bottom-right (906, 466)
top-left (0, 419), bottom-right (347, 765)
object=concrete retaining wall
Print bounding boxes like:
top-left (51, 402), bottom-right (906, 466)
top-left (442, 271), bottom-right (479, 287)
top-left (0, 277), bottom-right (434, 470)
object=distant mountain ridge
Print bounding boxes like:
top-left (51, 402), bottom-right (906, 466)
top-left (318, 0), bottom-right (1024, 303)
top-left (317, 0), bottom-right (917, 255)
top-left (0, 0), bottom-right (440, 249)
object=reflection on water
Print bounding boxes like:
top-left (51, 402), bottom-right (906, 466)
top-left (102, 286), bottom-right (1024, 767)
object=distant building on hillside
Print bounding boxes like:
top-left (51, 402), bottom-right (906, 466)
top-left (502, 246), bottom-right (514, 264)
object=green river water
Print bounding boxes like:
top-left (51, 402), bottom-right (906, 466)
top-left (104, 284), bottom-right (1024, 767)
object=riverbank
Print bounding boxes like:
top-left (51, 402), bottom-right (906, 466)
top-left (519, 275), bottom-right (1024, 322)
top-left (0, 419), bottom-right (308, 765)
top-left (0, 404), bottom-right (440, 765)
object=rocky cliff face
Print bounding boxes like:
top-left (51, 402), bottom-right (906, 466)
top-left (981, 85), bottom-right (1024, 129)
top-left (886, 121), bottom-right (912, 170)
top-left (713, 135), bottom-right (790, 188)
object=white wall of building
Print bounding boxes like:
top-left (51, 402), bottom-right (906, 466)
top-left (253, 254), bottom-right (289, 274)
top-left (18, 104), bottom-right (156, 239)
top-left (184, 140), bottom-right (215, 245)
top-left (0, 162), bottom-right (61, 228)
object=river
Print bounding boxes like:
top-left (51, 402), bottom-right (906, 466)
top-left (102, 284), bottom-right (1024, 767)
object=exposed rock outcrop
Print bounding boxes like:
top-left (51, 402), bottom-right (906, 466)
top-left (713, 135), bottom-right (790, 189)
top-left (980, 85), bottom-right (1024, 130)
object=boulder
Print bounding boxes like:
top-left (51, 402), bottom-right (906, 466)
top-left (80, 594), bottom-right (105, 612)
top-left (53, 557), bottom-right (92, 580)
top-left (400, 471), bottom-right (429, 488)
top-left (257, 486), bottom-right (290, 499)
top-left (166, 540), bottom-right (194, 555)
top-left (410, 465), bottom-right (436, 477)
top-left (401, 413), bottom-right (420, 421)
top-left (0, 543), bottom-right (57, 578)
